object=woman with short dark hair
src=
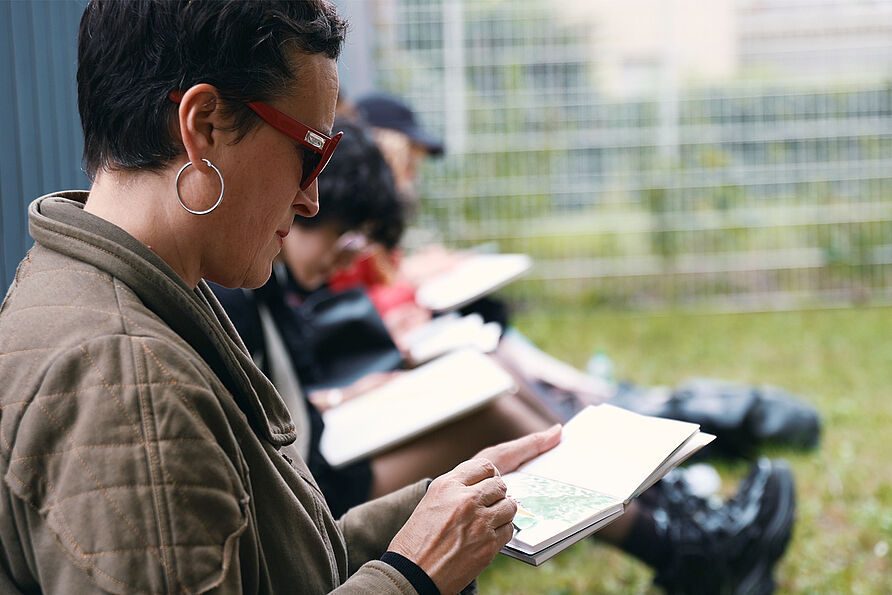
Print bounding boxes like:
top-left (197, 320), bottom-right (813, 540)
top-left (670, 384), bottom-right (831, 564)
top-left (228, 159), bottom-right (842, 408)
top-left (0, 2), bottom-right (560, 593)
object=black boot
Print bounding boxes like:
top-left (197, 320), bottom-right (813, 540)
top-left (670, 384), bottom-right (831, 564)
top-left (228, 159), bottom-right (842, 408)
top-left (647, 458), bottom-right (796, 595)
top-left (609, 379), bottom-right (821, 458)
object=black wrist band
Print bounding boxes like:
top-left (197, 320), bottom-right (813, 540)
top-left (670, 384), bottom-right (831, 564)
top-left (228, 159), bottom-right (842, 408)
top-left (380, 551), bottom-right (440, 595)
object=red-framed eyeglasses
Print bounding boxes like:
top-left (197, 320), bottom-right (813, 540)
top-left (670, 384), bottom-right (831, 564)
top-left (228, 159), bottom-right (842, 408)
top-left (169, 90), bottom-right (343, 190)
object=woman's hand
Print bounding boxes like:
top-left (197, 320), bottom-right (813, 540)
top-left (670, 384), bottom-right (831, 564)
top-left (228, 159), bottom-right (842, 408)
top-left (386, 426), bottom-right (562, 594)
top-left (474, 424), bottom-right (562, 474)
top-left (387, 458), bottom-right (516, 595)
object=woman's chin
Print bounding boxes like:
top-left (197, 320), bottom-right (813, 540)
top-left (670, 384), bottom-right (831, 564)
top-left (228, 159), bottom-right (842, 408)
top-left (223, 264), bottom-right (274, 290)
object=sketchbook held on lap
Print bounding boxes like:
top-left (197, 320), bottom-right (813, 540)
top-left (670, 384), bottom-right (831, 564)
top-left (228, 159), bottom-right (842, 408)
top-left (500, 404), bottom-right (714, 565)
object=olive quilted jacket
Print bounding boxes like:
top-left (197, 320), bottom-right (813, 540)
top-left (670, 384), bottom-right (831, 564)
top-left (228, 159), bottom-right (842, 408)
top-left (0, 192), bottom-right (426, 594)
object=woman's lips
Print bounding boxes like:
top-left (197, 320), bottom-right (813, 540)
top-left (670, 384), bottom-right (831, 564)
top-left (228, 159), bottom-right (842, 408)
top-left (275, 229), bottom-right (289, 248)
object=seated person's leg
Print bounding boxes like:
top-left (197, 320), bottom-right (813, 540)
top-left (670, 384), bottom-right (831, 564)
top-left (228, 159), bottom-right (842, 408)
top-left (369, 392), bottom-right (553, 497)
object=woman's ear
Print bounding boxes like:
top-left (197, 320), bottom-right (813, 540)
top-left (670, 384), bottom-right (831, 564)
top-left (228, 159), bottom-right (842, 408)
top-left (174, 83), bottom-right (225, 175)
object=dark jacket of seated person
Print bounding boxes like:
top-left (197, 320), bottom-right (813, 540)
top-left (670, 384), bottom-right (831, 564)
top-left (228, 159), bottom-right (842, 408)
top-left (212, 265), bottom-right (402, 517)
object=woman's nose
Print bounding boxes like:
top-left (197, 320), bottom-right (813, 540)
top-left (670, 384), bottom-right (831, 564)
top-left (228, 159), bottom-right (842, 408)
top-left (294, 181), bottom-right (319, 218)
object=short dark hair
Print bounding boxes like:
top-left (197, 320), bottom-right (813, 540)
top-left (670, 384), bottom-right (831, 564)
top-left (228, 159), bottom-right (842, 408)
top-left (77, 0), bottom-right (347, 179)
top-left (298, 118), bottom-right (405, 250)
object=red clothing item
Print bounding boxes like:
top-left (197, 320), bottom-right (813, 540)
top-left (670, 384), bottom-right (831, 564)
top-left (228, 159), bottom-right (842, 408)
top-left (329, 251), bottom-right (417, 315)
top-left (329, 253), bottom-right (384, 290)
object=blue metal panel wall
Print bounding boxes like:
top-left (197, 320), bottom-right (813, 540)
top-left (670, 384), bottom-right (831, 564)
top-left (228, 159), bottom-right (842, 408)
top-left (1, 0), bottom-right (88, 295)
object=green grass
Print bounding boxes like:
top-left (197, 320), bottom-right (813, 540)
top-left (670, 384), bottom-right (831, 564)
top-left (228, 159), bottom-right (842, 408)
top-left (479, 305), bottom-right (892, 594)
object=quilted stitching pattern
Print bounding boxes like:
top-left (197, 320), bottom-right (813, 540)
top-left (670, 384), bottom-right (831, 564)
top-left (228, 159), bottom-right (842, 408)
top-left (1, 247), bottom-right (249, 595)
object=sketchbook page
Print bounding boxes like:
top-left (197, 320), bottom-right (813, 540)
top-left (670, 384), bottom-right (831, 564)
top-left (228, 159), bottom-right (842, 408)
top-left (319, 348), bottom-right (515, 468)
top-left (517, 405), bottom-right (700, 501)
top-left (501, 507), bottom-right (624, 566)
top-left (632, 431), bottom-right (716, 500)
top-left (415, 253), bottom-right (532, 312)
top-left (407, 314), bottom-right (501, 364)
top-left (403, 312), bottom-right (464, 345)
top-left (502, 472), bottom-right (623, 553)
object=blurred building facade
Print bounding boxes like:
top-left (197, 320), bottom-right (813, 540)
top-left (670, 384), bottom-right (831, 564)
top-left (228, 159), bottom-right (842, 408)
top-left (338, 0), bottom-right (892, 309)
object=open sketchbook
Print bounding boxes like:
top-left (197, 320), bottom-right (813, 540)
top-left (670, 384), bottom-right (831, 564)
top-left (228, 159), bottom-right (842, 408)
top-left (502, 405), bottom-right (715, 565)
top-left (319, 349), bottom-right (515, 468)
top-left (404, 313), bottom-right (502, 365)
top-left (415, 253), bottom-right (532, 313)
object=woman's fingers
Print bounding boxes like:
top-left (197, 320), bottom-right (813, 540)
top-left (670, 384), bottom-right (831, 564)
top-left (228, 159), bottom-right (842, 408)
top-left (390, 460), bottom-right (519, 594)
top-left (475, 424), bottom-right (562, 474)
top-left (486, 492), bottom-right (518, 529)
top-left (494, 518), bottom-right (516, 548)
top-left (475, 475), bottom-right (509, 507)
top-left (449, 457), bottom-right (500, 486)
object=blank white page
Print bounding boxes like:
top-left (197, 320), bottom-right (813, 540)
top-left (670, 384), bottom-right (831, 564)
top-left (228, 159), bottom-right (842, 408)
top-left (517, 405), bottom-right (700, 501)
top-left (320, 349), bottom-right (515, 467)
top-left (415, 254), bottom-right (532, 312)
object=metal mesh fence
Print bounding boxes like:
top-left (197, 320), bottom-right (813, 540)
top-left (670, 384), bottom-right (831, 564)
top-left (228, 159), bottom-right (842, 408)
top-left (353, 0), bottom-right (892, 309)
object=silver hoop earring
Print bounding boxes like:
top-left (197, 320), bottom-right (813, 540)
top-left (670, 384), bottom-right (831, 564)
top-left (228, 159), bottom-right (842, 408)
top-left (175, 158), bottom-right (225, 215)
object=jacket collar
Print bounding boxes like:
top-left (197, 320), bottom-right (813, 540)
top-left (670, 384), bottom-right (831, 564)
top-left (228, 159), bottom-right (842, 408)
top-left (28, 191), bottom-right (297, 447)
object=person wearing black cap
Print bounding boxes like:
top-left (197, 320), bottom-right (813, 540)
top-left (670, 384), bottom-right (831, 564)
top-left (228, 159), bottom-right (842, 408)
top-left (358, 92), bottom-right (444, 209)
top-left (331, 92), bottom-right (514, 336)
top-left (358, 92), bottom-right (445, 154)
top-left (328, 92), bottom-right (468, 331)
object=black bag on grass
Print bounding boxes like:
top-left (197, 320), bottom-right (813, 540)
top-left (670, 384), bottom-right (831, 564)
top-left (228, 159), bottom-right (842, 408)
top-left (609, 378), bottom-right (821, 459)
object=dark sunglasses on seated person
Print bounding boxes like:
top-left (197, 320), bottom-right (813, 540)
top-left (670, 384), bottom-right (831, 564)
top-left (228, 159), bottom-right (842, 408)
top-left (169, 90), bottom-right (343, 190)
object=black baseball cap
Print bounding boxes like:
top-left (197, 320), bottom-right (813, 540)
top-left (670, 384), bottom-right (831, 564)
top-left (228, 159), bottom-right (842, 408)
top-left (357, 93), bottom-right (445, 156)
